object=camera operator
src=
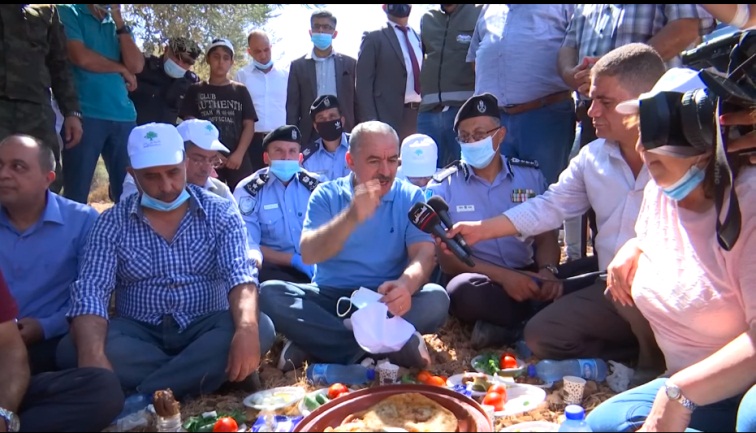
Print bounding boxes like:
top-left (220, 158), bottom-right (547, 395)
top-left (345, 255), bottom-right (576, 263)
top-left (721, 108), bottom-right (756, 163)
top-left (702, 4), bottom-right (756, 30)
top-left (586, 69), bottom-right (756, 433)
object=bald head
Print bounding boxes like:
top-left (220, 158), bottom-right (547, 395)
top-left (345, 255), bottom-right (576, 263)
top-left (0, 134), bottom-right (55, 173)
top-left (247, 29), bottom-right (270, 45)
top-left (246, 29), bottom-right (273, 66)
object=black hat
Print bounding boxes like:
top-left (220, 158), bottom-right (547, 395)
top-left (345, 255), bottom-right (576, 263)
top-left (309, 94), bottom-right (340, 120)
top-left (262, 125), bottom-right (302, 150)
top-left (453, 93), bottom-right (501, 132)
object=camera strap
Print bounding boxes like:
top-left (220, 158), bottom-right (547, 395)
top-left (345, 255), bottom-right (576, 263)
top-left (713, 102), bottom-right (741, 251)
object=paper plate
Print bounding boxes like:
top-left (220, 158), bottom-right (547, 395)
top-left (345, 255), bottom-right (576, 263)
top-left (446, 373), bottom-right (507, 398)
top-left (471, 355), bottom-right (526, 377)
top-left (243, 386), bottom-right (306, 411)
top-left (297, 388), bottom-right (355, 416)
top-left (493, 384), bottom-right (546, 418)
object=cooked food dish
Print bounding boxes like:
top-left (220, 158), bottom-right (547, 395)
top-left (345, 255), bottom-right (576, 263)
top-left (323, 393), bottom-right (458, 432)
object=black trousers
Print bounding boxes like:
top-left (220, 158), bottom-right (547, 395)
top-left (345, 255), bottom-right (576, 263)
top-left (20, 367), bottom-right (124, 432)
top-left (259, 262), bottom-right (312, 285)
top-left (27, 336), bottom-right (62, 375)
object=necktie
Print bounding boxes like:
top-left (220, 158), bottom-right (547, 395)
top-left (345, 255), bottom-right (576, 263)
top-left (397, 25), bottom-right (421, 95)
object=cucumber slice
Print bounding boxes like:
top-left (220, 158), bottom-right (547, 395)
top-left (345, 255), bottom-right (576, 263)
top-left (315, 393), bottom-right (329, 405)
top-left (303, 394), bottom-right (320, 411)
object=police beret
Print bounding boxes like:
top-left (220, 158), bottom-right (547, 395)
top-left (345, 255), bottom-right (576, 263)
top-left (262, 125), bottom-right (302, 150)
top-left (168, 37), bottom-right (201, 60)
top-left (309, 94), bottom-right (340, 120)
top-left (453, 93), bottom-right (501, 132)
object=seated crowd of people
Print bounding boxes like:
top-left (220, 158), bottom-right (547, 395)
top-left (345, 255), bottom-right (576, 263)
top-left (0, 3), bottom-right (755, 433)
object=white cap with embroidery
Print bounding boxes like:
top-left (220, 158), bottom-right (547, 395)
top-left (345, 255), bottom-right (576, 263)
top-left (399, 133), bottom-right (438, 178)
top-left (177, 119), bottom-right (230, 153)
top-left (127, 123), bottom-right (185, 170)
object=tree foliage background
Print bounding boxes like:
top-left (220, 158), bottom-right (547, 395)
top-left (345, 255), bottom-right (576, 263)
top-left (122, 4), bottom-right (276, 79)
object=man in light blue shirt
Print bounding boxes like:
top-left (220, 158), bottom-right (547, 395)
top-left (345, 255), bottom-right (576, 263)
top-left (260, 121), bottom-right (449, 371)
top-left (234, 125), bottom-right (321, 284)
top-left (0, 135), bottom-right (99, 374)
top-left (302, 95), bottom-right (351, 181)
top-left (58, 4), bottom-right (144, 204)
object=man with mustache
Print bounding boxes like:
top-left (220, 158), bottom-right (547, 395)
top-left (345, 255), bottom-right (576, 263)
top-left (260, 121), bottom-right (449, 372)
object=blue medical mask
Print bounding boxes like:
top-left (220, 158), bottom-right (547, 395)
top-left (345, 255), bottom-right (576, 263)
top-left (459, 133), bottom-right (500, 169)
top-left (163, 58), bottom-right (187, 79)
top-left (141, 189), bottom-right (191, 212)
top-left (270, 160), bottom-right (301, 182)
top-left (253, 58), bottom-right (274, 70)
top-left (311, 33), bottom-right (333, 51)
top-left (661, 164), bottom-right (706, 201)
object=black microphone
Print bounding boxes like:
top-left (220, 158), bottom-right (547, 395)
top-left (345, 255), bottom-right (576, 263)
top-left (426, 196), bottom-right (474, 256)
top-left (408, 202), bottom-right (475, 267)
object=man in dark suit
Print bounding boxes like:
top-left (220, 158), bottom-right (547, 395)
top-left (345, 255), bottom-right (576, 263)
top-left (286, 9), bottom-right (357, 145)
top-left (356, 4), bottom-right (423, 141)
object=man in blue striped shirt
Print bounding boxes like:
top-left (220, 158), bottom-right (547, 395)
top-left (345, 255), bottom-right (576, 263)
top-left (57, 123), bottom-right (275, 408)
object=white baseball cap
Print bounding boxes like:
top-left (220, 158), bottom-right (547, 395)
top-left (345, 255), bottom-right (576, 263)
top-left (127, 123), bottom-right (185, 169)
top-left (399, 134), bottom-right (438, 178)
top-left (615, 67), bottom-right (707, 115)
top-left (177, 119), bottom-right (230, 153)
top-left (207, 38), bottom-right (234, 56)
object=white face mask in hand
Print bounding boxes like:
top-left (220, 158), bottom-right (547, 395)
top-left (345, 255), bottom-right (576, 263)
top-left (351, 302), bottom-right (415, 354)
top-left (336, 287), bottom-right (383, 317)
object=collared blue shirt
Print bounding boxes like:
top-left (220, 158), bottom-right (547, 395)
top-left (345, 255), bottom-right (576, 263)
top-left (58, 4), bottom-right (137, 121)
top-left (234, 168), bottom-right (319, 255)
top-left (302, 133), bottom-right (351, 181)
top-left (467, 4), bottom-right (573, 105)
top-left (0, 191), bottom-right (98, 339)
top-left (304, 174), bottom-right (432, 290)
top-left (68, 185), bottom-right (258, 330)
top-left (427, 156), bottom-right (547, 268)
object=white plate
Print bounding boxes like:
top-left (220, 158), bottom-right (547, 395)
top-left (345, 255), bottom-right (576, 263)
top-left (499, 421), bottom-right (560, 432)
top-left (297, 388), bottom-right (354, 416)
top-left (446, 373), bottom-right (507, 398)
top-left (243, 386), bottom-right (306, 411)
top-left (471, 354), bottom-right (526, 376)
top-left (493, 384), bottom-right (546, 418)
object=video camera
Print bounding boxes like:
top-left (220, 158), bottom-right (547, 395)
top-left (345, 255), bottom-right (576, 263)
top-left (638, 30), bottom-right (755, 250)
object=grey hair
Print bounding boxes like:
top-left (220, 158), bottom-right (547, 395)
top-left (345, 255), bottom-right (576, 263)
top-left (348, 121), bottom-right (399, 155)
top-left (0, 134), bottom-right (55, 172)
top-left (591, 43), bottom-right (666, 96)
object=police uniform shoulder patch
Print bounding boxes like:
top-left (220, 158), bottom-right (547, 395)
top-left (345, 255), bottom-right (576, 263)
top-left (242, 169), bottom-right (270, 199)
top-left (508, 157), bottom-right (540, 169)
top-left (301, 141), bottom-right (319, 163)
top-left (297, 170), bottom-right (320, 193)
top-left (432, 160), bottom-right (464, 182)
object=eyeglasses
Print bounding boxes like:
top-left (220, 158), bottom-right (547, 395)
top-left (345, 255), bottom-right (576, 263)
top-left (312, 24), bottom-right (335, 32)
top-left (456, 126), bottom-right (500, 144)
top-left (187, 154), bottom-right (223, 168)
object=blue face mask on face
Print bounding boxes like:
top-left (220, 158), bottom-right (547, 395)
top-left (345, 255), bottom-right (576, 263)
top-left (311, 33), bottom-right (333, 51)
top-left (163, 58), bottom-right (187, 79)
top-left (459, 132), bottom-right (500, 169)
top-left (134, 176), bottom-right (191, 212)
top-left (270, 160), bottom-right (301, 182)
top-left (662, 164), bottom-right (705, 201)
top-left (253, 58), bottom-right (274, 70)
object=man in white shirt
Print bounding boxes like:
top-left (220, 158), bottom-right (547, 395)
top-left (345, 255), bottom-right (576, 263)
top-left (235, 30), bottom-right (289, 172)
top-left (439, 44), bottom-right (670, 382)
top-left (121, 119), bottom-right (236, 204)
top-left (356, 4), bottom-right (423, 141)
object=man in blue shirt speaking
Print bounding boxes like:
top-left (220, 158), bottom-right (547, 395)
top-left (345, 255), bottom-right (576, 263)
top-left (260, 121), bottom-right (449, 371)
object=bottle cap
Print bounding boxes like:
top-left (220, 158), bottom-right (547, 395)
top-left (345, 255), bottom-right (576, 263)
top-left (564, 404), bottom-right (585, 421)
top-left (527, 364), bottom-right (537, 377)
top-left (367, 369), bottom-right (376, 381)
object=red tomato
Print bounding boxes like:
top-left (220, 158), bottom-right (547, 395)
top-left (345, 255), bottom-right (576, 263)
top-left (500, 354), bottom-right (518, 370)
top-left (482, 392), bottom-right (505, 412)
top-left (327, 383), bottom-right (349, 399)
top-left (213, 417), bottom-right (239, 432)
top-left (487, 383), bottom-right (508, 398)
top-left (427, 376), bottom-right (447, 387)
top-left (417, 370), bottom-right (432, 384)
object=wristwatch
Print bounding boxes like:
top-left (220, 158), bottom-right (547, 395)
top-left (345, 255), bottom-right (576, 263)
top-left (116, 25), bottom-right (131, 36)
top-left (67, 111), bottom-right (83, 119)
top-left (0, 407), bottom-right (20, 432)
top-left (664, 381), bottom-right (698, 412)
top-left (540, 264), bottom-right (559, 276)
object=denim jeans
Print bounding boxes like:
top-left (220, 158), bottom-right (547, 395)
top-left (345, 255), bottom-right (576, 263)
top-left (259, 281), bottom-right (450, 364)
top-left (57, 311), bottom-right (276, 398)
top-left (499, 99), bottom-right (576, 185)
top-left (586, 378), bottom-right (751, 432)
top-left (417, 107), bottom-right (461, 168)
top-left (62, 117), bottom-right (134, 204)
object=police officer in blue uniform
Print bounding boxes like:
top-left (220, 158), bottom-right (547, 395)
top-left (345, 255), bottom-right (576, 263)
top-left (130, 37), bottom-right (201, 125)
top-left (301, 95), bottom-right (351, 181)
top-left (427, 93), bottom-right (562, 350)
top-left (233, 125), bottom-right (321, 284)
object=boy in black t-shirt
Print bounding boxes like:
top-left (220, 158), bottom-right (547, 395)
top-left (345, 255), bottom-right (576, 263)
top-left (180, 38), bottom-right (258, 190)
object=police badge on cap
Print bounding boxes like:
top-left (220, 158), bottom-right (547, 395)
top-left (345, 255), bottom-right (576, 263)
top-left (309, 94), bottom-right (340, 120)
top-left (454, 93), bottom-right (501, 131)
top-left (262, 125), bottom-right (302, 150)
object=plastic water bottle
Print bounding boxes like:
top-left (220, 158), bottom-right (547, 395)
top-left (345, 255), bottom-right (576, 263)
top-left (558, 405), bottom-right (592, 432)
top-left (534, 359), bottom-right (608, 383)
top-left (306, 364), bottom-right (376, 386)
